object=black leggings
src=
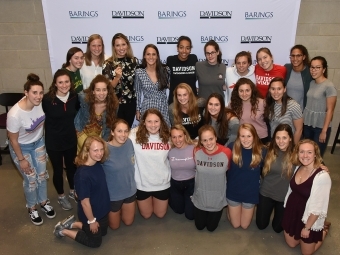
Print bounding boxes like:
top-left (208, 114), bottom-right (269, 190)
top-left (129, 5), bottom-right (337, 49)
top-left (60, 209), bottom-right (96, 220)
top-left (256, 194), bottom-right (284, 233)
top-left (117, 100), bottom-right (137, 128)
top-left (169, 178), bottom-right (195, 220)
top-left (194, 207), bottom-right (223, 232)
top-left (47, 146), bottom-right (77, 195)
top-left (75, 215), bottom-right (108, 248)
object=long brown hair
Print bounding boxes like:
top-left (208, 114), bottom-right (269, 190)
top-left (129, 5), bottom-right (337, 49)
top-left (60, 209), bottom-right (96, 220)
top-left (204, 93), bottom-right (228, 139)
top-left (47, 69), bottom-right (74, 100)
top-left (62, 47), bottom-right (83, 68)
top-left (136, 108), bottom-right (170, 144)
top-left (230, 78), bottom-right (261, 119)
top-left (84, 75), bottom-right (119, 130)
top-left (232, 124), bottom-right (263, 168)
top-left (173, 83), bottom-right (200, 125)
top-left (108, 118), bottom-right (130, 142)
top-left (84, 34), bottom-right (105, 66)
top-left (75, 135), bottom-right (109, 166)
top-left (262, 124), bottom-right (294, 178)
top-left (139, 44), bottom-right (169, 91)
top-left (264, 77), bottom-right (292, 122)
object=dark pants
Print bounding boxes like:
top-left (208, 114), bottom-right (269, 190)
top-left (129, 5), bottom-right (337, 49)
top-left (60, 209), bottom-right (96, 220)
top-left (47, 145), bottom-right (77, 195)
top-left (303, 125), bottom-right (331, 157)
top-left (169, 178), bottom-right (195, 220)
top-left (194, 207), bottom-right (223, 232)
top-left (75, 215), bottom-right (108, 248)
top-left (117, 100), bottom-right (137, 128)
top-left (256, 194), bottom-right (284, 233)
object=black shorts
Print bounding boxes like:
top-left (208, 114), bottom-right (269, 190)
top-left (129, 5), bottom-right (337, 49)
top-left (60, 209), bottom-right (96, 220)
top-left (110, 193), bottom-right (136, 212)
top-left (136, 188), bottom-right (170, 201)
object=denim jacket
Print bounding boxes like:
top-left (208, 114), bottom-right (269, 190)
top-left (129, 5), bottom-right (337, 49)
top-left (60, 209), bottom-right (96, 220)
top-left (74, 92), bottom-right (110, 141)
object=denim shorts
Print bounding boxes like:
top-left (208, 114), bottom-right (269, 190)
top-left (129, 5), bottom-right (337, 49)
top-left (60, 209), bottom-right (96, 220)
top-left (226, 198), bottom-right (255, 209)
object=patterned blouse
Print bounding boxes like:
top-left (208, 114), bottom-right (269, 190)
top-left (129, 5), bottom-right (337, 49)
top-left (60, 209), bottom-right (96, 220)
top-left (134, 66), bottom-right (171, 126)
top-left (102, 57), bottom-right (138, 104)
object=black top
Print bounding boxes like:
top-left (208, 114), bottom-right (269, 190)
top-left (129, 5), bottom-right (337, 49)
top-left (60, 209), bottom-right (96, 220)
top-left (42, 92), bottom-right (79, 151)
top-left (166, 54), bottom-right (198, 104)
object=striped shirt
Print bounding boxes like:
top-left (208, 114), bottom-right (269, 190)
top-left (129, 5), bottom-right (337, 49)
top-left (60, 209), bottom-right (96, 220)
top-left (270, 99), bottom-right (302, 136)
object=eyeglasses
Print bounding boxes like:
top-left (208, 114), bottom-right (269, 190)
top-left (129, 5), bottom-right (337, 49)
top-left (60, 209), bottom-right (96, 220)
top-left (205, 51), bottom-right (217, 56)
top-left (289, 54), bottom-right (303, 58)
top-left (310, 66), bottom-right (322, 71)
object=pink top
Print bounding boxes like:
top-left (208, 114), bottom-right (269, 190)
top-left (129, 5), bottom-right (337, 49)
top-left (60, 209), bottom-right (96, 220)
top-left (240, 99), bottom-right (268, 139)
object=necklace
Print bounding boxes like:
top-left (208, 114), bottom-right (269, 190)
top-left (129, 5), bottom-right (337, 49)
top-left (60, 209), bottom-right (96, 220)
top-left (298, 168), bottom-right (316, 183)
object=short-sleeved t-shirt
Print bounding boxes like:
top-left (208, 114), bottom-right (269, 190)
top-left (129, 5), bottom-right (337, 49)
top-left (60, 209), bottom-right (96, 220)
top-left (168, 144), bottom-right (196, 181)
top-left (102, 139), bottom-right (137, 201)
top-left (255, 64), bottom-right (286, 98)
top-left (65, 68), bottom-right (83, 93)
top-left (6, 99), bottom-right (45, 144)
top-left (74, 162), bottom-right (110, 224)
top-left (260, 150), bottom-right (291, 202)
top-left (270, 99), bottom-right (302, 136)
top-left (167, 54), bottom-right (198, 104)
top-left (286, 70), bottom-right (304, 111)
top-left (303, 79), bottom-right (337, 128)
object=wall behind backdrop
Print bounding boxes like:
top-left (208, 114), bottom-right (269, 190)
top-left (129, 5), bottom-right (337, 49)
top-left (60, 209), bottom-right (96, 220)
top-left (0, 0), bottom-right (339, 146)
top-left (42, 0), bottom-right (300, 73)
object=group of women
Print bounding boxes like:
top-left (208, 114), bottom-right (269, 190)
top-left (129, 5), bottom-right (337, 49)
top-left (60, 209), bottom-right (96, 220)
top-left (6, 33), bottom-right (335, 254)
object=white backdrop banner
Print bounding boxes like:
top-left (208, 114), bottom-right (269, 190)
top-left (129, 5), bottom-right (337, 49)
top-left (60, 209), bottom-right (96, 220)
top-left (42, 0), bottom-right (301, 73)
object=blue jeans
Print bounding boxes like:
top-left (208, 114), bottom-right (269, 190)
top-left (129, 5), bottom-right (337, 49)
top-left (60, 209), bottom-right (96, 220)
top-left (303, 125), bottom-right (331, 157)
top-left (9, 136), bottom-right (49, 208)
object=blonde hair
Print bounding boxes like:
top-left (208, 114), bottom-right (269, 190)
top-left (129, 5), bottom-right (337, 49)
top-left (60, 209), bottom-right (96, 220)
top-left (75, 136), bottom-right (109, 166)
top-left (84, 34), bottom-right (105, 66)
top-left (291, 139), bottom-right (323, 168)
top-left (172, 83), bottom-right (200, 125)
top-left (170, 124), bottom-right (194, 148)
top-left (232, 124), bottom-right (263, 168)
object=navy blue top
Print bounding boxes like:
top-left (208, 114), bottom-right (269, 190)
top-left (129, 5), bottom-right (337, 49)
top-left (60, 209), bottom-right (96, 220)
top-left (226, 143), bottom-right (267, 204)
top-left (74, 162), bottom-right (110, 224)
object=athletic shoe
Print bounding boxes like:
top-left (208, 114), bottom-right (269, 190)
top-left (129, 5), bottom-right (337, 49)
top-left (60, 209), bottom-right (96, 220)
top-left (58, 196), bottom-right (72, 210)
top-left (29, 209), bottom-right (43, 226)
top-left (41, 201), bottom-right (56, 219)
top-left (53, 215), bottom-right (76, 238)
top-left (69, 191), bottom-right (77, 203)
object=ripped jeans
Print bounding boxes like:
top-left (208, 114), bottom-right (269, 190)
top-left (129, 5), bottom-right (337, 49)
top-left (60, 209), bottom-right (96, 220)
top-left (9, 136), bottom-right (49, 208)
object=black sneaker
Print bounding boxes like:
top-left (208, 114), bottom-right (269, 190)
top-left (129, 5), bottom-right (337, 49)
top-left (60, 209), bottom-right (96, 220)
top-left (41, 201), bottom-right (56, 219)
top-left (29, 209), bottom-right (43, 226)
